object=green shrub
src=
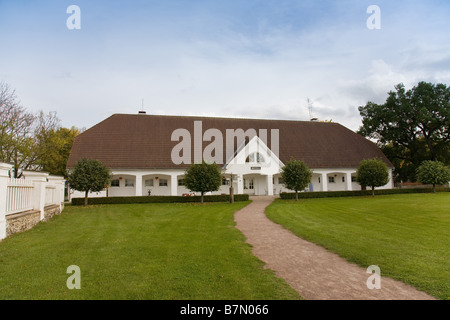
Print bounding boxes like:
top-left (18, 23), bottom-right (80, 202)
top-left (71, 194), bottom-right (249, 206)
top-left (356, 158), bottom-right (389, 196)
top-left (279, 188), bottom-right (450, 200)
top-left (281, 159), bottom-right (312, 201)
top-left (416, 161), bottom-right (450, 193)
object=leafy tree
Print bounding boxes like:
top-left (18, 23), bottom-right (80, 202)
top-left (0, 82), bottom-right (59, 177)
top-left (184, 161), bottom-right (222, 203)
top-left (356, 159), bottom-right (389, 196)
top-left (38, 126), bottom-right (80, 178)
top-left (358, 82), bottom-right (450, 182)
top-left (380, 140), bottom-right (431, 183)
top-left (281, 159), bottom-right (312, 201)
top-left (68, 158), bottom-right (112, 206)
top-left (416, 161), bottom-right (450, 193)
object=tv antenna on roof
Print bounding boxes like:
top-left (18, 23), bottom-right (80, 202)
top-left (138, 98), bottom-right (146, 114)
top-left (307, 98), bottom-right (318, 121)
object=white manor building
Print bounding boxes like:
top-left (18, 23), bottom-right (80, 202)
top-left (67, 113), bottom-right (394, 198)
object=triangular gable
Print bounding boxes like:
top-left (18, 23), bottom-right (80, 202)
top-left (224, 136), bottom-right (284, 174)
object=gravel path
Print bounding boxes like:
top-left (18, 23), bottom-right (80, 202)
top-left (234, 196), bottom-right (436, 300)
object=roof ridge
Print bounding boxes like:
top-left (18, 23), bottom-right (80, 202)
top-left (110, 112), bottom-right (339, 125)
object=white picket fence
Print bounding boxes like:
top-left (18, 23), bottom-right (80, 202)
top-left (6, 178), bottom-right (34, 215)
top-left (0, 162), bottom-right (65, 240)
top-left (45, 185), bottom-right (58, 206)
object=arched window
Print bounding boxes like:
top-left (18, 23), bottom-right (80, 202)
top-left (246, 152), bottom-right (265, 164)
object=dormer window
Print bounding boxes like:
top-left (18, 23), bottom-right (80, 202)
top-left (246, 152), bottom-right (265, 164)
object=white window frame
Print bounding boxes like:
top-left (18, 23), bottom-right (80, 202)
top-left (244, 178), bottom-right (254, 190)
top-left (246, 152), bottom-right (265, 164)
top-left (110, 179), bottom-right (120, 187)
top-left (145, 179), bottom-right (154, 187)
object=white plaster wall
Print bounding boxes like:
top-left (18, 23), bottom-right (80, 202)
top-left (326, 173), bottom-right (347, 191)
top-left (109, 174), bottom-right (136, 197)
top-left (352, 181), bottom-right (361, 190)
top-left (312, 168), bottom-right (393, 192)
top-left (70, 189), bottom-right (107, 199)
top-left (68, 167), bottom-right (394, 198)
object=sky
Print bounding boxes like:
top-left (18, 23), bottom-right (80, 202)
top-left (1, 0), bottom-right (449, 132)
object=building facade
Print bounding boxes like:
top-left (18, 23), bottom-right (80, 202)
top-left (67, 113), bottom-right (394, 198)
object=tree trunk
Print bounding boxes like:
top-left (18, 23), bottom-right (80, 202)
top-left (433, 184), bottom-right (436, 193)
top-left (372, 186), bottom-right (375, 197)
top-left (201, 192), bottom-right (204, 204)
top-left (230, 186), bottom-right (234, 204)
top-left (423, 134), bottom-right (437, 162)
top-left (84, 190), bottom-right (89, 206)
top-left (295, 190), bottom-right (298, 201)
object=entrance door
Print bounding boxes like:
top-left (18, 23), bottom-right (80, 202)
top-left (243, 178), bottom-right (255, 195)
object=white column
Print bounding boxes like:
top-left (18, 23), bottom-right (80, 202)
top-left (388, 169), bottom-right (394, 189)
top-left (346, 172), bottom-right (353, 191)
top-left (23, 171), bottom-right (48, 221)
top-left (0, 163), bottom-right (13, 240)
top-left (135, 173), bottom-right (143, 196)
top-left (237, 174), bottom-right (244, 194)
top-left (266, 174), bottom-right (273, 196)
top-left (171, 174), bottom-right (178, 196)
top-left (321, 172), bottom-right (328, 192)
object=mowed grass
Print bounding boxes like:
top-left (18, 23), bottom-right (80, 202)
top-left (0, 202), bottom-right (301, 300)
top-left (266, 193), bottom-right (450, 300)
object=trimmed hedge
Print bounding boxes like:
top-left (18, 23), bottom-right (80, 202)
top-left (279, 187), bottom-right (450, 200)
top-left (71, 194), bottom-right (249, 206)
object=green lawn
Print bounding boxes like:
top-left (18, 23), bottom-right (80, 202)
top-left (266, 193), bottom-right (450, 300)
top-left (0, 202), bottom-right (301, 300)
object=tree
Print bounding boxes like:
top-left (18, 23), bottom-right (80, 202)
top-left (356, 159), bottom-right (389, 196)
top-left (0, 82), bottom-right (60, 177)
top-left (416, 161), bottom-right (450, 193)
top-left (68, 158), bottom-right (112, 206)
top-left (184, 161), bottom-right (222, 203)
top-left (380, 140), bottom-right (430, 184)
top-left (38, 126), bottom-right (80, 178)
top-left (281, 159), bottom-right (312, 201)
top-left (358, 82), bottom-right (450, 182)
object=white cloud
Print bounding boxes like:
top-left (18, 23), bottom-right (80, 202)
top-left (339, 59), bottom-right (408, 104)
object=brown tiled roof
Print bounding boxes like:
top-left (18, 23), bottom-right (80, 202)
top-left (66, 113), bottom-right (393, 169)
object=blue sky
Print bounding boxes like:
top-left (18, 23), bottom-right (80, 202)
top-left (1, 0), bottom-right (449, 131)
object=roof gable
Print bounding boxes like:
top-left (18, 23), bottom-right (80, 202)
top-left (225, 135), bottom-right (284, 175)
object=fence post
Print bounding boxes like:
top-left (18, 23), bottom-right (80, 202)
top-left (0, 163), bottom-right (13, 240)
top-left (23, 171), bottom-right (49, 221)
top-left (48, 175), bottom-right (66, 212)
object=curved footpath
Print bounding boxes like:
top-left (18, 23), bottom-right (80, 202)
top-left (234, 196), bottom-right (435, 300)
